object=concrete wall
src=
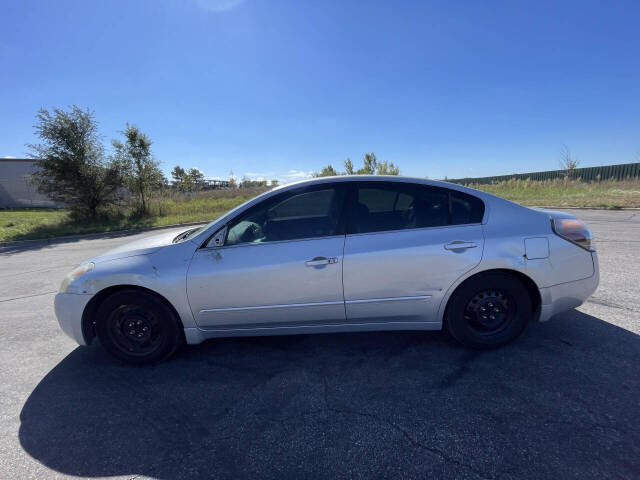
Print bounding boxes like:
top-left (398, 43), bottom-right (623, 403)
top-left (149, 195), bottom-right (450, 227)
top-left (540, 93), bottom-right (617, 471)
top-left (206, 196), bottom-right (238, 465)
top-left (0, 159), bottom-right (61, 208)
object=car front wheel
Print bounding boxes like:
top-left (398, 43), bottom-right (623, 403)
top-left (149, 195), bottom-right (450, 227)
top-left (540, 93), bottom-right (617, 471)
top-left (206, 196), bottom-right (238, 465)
top-left (445, 272), bottom-right (532, 349)
top-left (96, 289), bottom-right (184, 364)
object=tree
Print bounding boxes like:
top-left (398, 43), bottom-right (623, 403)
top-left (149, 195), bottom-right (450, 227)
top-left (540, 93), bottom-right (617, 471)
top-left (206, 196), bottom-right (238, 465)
top-left (173, 166), bottom-right (188, 190)
top-left (171, 166), bottom-right (184, 182)
top-left (559, 144), bottom-right (579, 176)
top-left (271, 179), bottom-right (280, 187)
top-left (188, 168), bottom-right (206, 189)
top-left (28, 106), bottom-right (124, 218)
top-left (112, 123), bottom-right (165, 214)
top-left (316, 152), bottom-right (402, 177)
top-left (344, 158), bottom-right (354, 175)
top-left (240, 176), bottom-right (267, 188)
top-left (313, 165), bottom-right (339, 177)
top-left (171, 166), bottom-right (206, 191)
top-left (376, 160), bottom-right (400, 175)
top-left (357, 152), bottom-right (377, 174)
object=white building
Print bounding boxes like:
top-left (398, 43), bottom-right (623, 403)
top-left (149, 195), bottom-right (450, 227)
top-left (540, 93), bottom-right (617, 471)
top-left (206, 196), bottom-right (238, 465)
top-left (0, 158), bottom-right (60, 208)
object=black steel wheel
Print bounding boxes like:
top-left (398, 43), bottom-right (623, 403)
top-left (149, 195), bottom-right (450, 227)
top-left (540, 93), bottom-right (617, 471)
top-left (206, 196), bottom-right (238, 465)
top-left (445, 272), bottom-right (532, 349)
top-left (96, 289), bottom-right (184, 364)
top-left (105, 305), bottom-right (163, 357)
top-left (464, 289), bottom-right (514, 336)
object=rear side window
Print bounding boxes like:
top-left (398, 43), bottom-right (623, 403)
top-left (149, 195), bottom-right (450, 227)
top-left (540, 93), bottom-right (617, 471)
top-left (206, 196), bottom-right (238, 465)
top-left (351, 183), bottom-right (484, 234)
top-left (450, 191), bottom-right (484, 225)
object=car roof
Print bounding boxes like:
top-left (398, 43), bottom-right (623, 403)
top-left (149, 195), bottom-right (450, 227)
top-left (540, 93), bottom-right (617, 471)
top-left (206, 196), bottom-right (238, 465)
top-left (272, 175), bottom-right (491, 198)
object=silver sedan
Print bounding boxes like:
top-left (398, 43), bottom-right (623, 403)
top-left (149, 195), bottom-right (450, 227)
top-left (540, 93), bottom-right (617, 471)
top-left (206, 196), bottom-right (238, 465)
top-left (54, 176), bottom-right (599, 364)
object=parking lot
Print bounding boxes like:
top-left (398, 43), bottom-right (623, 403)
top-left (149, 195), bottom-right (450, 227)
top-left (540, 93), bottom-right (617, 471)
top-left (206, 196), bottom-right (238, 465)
top-left (1, 209), bottom-right (638, 479)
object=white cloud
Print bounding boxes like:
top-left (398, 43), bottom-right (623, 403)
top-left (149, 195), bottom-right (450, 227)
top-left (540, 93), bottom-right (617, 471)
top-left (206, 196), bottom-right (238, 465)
top-left (286, 169), bottom-right (313, 179)
top-left (243, 172), bottom-right (277, 183)
top-left (240, 169), bottom-right (314, 186)
top-left (195, 0), bottom-right (246, 12)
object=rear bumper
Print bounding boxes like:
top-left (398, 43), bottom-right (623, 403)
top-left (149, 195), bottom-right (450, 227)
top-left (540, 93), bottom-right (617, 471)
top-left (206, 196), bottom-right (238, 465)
top-left (538, 252), bottom-right (599, 322)
top-left (54, 293), bottom-right (93, 346)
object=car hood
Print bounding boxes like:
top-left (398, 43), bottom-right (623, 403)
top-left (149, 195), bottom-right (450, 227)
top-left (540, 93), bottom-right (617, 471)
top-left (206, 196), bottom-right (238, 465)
top-left (89, 229), bottom-right (184, 263)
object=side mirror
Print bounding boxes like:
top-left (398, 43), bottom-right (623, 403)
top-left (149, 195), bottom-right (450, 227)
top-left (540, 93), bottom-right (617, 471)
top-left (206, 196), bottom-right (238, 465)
top-left (206, 226), bottom-right (227, 248)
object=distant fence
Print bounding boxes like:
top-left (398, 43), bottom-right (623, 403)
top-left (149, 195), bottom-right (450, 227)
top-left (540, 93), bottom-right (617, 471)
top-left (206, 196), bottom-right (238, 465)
top-left (447, 162), bottom-right (640, 185)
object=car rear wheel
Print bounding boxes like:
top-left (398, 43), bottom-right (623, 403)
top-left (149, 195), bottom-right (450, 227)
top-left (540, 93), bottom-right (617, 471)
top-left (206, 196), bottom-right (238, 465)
top-left (445, 272), bottom-right (532, 349)
top-left (96, 290), bottom-right (184, 364)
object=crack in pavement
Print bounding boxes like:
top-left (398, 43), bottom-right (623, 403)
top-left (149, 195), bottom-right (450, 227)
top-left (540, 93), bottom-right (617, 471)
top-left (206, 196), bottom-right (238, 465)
top-left (320, 375), bottom-right (495, 480)
top-left (0, 291), bottom-right (57, 303)
top-left (586, 297), bottom-right (639, 313)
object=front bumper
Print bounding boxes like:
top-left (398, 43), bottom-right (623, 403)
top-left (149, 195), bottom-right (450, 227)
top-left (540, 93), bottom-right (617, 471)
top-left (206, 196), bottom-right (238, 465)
top-left (54, 293), bottom-right (93, 346)
top-left (538, 253), bottom-right (600, 322)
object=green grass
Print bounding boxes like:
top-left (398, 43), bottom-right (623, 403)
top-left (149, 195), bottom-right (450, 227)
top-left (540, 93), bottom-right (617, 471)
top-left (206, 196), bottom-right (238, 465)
top-left (0, 209), bottom-right (70, 241)
top-left (466, 177), bottom-right (640, 209)
top-left (2, 179), bottom-right (639, 242)
top-left (0, 189), bottom-right (266, 242)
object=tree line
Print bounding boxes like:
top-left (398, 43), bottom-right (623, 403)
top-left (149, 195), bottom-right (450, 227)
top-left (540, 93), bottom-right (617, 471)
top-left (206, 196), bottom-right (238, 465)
top-left (170, 166), bottom-right (279, 191)
top-left (313, 153), bottom-right (400, 177)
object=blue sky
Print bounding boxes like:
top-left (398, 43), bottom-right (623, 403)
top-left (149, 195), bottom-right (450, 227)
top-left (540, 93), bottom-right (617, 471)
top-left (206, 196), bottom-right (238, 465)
top-left (1, 0), bottom-right (639, 183)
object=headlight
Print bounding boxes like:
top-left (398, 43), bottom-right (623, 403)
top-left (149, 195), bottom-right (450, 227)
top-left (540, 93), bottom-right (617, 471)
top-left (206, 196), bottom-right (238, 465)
top-left (59, 262), bottom-right (95, 293)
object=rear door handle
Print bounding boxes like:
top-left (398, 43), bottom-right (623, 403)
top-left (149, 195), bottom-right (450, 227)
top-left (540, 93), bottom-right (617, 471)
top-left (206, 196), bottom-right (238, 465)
top-left (305, 256), bottom-right (338, 266)
top-left (444, 241), bottom-right (477, 250)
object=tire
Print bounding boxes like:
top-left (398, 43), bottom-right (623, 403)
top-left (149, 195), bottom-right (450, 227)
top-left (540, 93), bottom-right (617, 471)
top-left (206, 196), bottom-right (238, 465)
top-left (445, 272), bottom-right (532, 349)
top-left (96, 289), bottom-right (184, 364)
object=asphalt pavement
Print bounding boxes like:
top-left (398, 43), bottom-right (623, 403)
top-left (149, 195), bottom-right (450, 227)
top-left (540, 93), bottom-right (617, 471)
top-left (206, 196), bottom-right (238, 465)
top-left (1, 209), bottom-right (639, 479)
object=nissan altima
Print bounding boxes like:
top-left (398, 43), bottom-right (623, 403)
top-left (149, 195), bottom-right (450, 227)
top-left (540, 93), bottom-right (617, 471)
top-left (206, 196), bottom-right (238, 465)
top-left (54, 176), bottom-right (599, 364)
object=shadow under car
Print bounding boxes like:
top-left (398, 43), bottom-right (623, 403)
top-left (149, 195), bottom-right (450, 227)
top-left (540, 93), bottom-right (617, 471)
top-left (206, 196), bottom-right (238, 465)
top-left (19, 309), bottom-right (640, 479)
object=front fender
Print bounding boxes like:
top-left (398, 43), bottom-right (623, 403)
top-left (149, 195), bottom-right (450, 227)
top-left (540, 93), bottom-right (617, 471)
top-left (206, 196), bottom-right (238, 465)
top-left (73, 242), bottom-right (198, 329)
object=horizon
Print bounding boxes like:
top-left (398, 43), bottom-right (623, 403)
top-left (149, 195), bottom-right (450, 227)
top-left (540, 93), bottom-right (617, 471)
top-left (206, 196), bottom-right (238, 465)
top-left (1, 154), bottom-right (637, 184)
top-left (2, 0), bottom-right (639, 184)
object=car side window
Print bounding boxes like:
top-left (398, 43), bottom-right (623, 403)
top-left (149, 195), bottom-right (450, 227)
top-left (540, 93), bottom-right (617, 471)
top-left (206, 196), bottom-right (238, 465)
top-left (225, 186), bottom-right (346, 246)
top-left (351, 183), bottom-right (484, 234)
top-left (450, 191), bottom-right (484, 225)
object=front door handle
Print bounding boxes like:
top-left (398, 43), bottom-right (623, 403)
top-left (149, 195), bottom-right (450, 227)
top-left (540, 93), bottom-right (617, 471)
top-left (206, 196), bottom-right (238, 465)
top-left (305, 256), bottom-right (339, 267)
top-left (444, 241), bottom-right (477, 250)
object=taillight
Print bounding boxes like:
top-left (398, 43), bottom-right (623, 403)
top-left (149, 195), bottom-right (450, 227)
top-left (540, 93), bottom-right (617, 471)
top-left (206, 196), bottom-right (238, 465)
top-left (551, 218), bottom-right (594, 251)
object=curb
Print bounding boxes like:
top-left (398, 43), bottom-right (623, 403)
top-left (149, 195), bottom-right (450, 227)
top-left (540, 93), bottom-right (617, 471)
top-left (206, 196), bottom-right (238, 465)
top-left (0, 221), bottom-right (207, 249)
top-left (532, 206), bottom-right (640, 211)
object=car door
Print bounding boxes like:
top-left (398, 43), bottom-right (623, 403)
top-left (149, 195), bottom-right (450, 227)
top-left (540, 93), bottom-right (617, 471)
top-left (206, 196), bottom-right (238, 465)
top-left (342, 182), bottom-right (485, 324)
top-left (187, 183), bottom-right (348, 329)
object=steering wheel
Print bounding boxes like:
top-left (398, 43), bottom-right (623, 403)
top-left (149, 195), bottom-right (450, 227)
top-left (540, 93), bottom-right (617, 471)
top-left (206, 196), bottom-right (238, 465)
top-left (239, 222), bottom-right (263, 242)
